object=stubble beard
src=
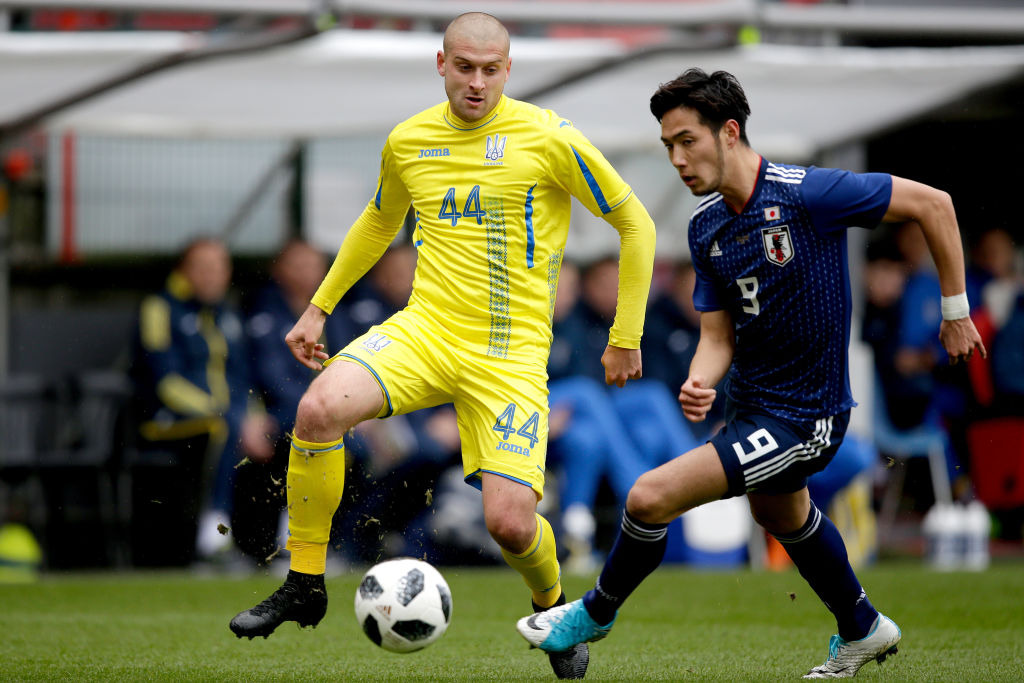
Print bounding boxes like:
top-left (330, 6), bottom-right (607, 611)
top-left (687, 137), bottom-right (726, 197)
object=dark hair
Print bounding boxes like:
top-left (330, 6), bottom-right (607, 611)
top-left (650, 68), bottom-right (751, 144)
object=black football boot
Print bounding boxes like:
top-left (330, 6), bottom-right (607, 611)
top-left (230, 570), bottom-right (328, 639)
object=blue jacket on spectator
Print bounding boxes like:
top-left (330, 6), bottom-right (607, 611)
top-left (131, 267), bottom-right (252, 515)
top-left (244, 281), bottom-right (355, 434)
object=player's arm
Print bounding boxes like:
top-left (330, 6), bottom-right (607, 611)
top-left (289, 210), bottom-right (403, 369)
top-left (601, 193), bottom-right (657, 387)
top-left (289, 140), bottom-right (411, 370)
top-left (547, 121), bottom-right (655, 385)
top-left (679, 309), bottom-right (734, 423)
top-left (883, 175), bottom-right (986, 364)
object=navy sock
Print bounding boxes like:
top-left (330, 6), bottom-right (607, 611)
top-left (772, 503), bottom-right (878, 641)
top-left (583, 510), bottom-right (668, 626)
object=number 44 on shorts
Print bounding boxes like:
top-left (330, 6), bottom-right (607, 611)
top-left (492, 403), bottom-right (541, 450)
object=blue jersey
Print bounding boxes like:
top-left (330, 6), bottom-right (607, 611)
top-left (689, 158), bottom-right (891, 420)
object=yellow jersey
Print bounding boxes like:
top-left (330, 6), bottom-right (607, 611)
top-left (313, 95), bottom-right (654, 365)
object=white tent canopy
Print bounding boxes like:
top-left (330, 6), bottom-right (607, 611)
top-left (3, 29), bottom-right (1024, 259)
top-left (2, 30), bottom-right (630, 138)
top-left (6, 29), bottom-right (1024, 155)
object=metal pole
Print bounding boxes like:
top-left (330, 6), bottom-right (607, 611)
top-left (220, 140), bottom-right (303, 244)
top-left (0, 176), bottom-right (9, 381)
top-left (288, 140), bottom-right (306, 242)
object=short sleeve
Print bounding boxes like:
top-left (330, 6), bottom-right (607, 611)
top-left (688, 218), bottom-right (724, 312)
top-left (801, 167), bottom-right (892, 235)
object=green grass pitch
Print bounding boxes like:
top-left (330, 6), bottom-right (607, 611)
top-left (2, 562), bottom-right (1022, 681)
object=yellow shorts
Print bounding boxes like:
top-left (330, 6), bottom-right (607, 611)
top-left (327, 306), bottom-right (549, 498)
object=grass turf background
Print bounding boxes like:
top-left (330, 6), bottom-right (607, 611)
top-left (2, 562), bottom-right (1022, 681)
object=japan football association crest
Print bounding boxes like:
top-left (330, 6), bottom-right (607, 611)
top-left (761, 225), bottom-right (794, 266)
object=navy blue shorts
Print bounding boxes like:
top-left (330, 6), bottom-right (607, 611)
top-left (709, 408), bottom-right (851, 497)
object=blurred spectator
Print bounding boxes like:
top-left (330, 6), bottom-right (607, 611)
top-left (863, 224), bottom-right (968, 499)
top-left (992, 291), bottom-right (1024, 410)
top-left (236, 240), bottom-right (354, 564)
top-left (983, 232), bottom-right (1024, 412)
top-left (966, 226), bottom-right (1016, 314)
top-left (245, 240), bottom-right (353, 438)
top-left (642, 258), bottom-right (722, 440)
top-left (962, 227), bottom-right (1022, 415)
top-left (241, 241), bottom-right (461, 565)
top-left (962, 230), bottom-right (1024, 541)
top-left (547, 258), bottom-right (699, 571)
top-left (899, 221), bottom-right (977, 493)
top-left (130, 237), bottom-right (273, 563)
top-left (861, 236), bottom-right (930, 429)
top-left (547, 261), bottom-right (651, 571)
top-left (894, 221), bottom-right (944, 371)
top-left (572, 257), bottom-right (701, 464)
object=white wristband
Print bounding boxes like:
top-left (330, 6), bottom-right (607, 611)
top-left (941, 292), bottom-right (970, 321)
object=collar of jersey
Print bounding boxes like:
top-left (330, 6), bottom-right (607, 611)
top-left (443, 95), bottom-right (506, 131)
top-left (726, 155), bottom-right (769, 216)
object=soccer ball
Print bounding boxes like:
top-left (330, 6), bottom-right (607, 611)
top-left (354, 558), bottom-right (453, 653)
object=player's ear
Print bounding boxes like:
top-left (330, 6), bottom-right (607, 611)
top-left (723, 119), bottom-right (741, 147)
top-left (504, 57), bottom-right (511, 81)
top-left (436, 50), bottom-right (446, 77)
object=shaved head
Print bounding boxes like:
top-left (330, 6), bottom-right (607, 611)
top-left (437, 12), bottom-right (511, 122)
top-left (443, 12), bottom-right (509, 56)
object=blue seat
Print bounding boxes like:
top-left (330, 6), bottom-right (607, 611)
top-left (871, 372), bottom-right (952, 539)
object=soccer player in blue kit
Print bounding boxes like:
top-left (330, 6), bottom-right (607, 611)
top-left (519, 68), bottom-right (986, 678)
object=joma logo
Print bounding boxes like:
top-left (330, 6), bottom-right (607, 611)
top-left (496, 441), bottom-right (530, 457)
top-left (419, 148), bottom-right (450, 158)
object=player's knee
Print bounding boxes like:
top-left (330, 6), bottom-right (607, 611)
top-left (625, 473), bottom-right (670, 523)
top-left (295, 390), bottom-right (344, 436)
top-left (749, 504), bottom-right (808, 536)
top-left (485, 511), bottom-right (535, 553)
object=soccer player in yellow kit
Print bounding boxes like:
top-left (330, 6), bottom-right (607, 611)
top-left (229, 13), bottom-right (655, 678)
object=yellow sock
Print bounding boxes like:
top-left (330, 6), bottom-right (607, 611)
top-left (501, 513), bottom-right (562, 608)
top-left (284, 434), bottom-right (346, 575)
top-left (287, 539), bottom-right (329, 575)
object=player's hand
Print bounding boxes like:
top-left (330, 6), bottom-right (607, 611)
top-left (286, 304), bottom-right (330, 370)
top-left (240, 414), bottom-right (277, 464)
top-left (601, 345), bottom-right (642, 387)
top-left (679, 374), bottom-right (716, 422)
top-left (939, 317), bottom-right (987, 365)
